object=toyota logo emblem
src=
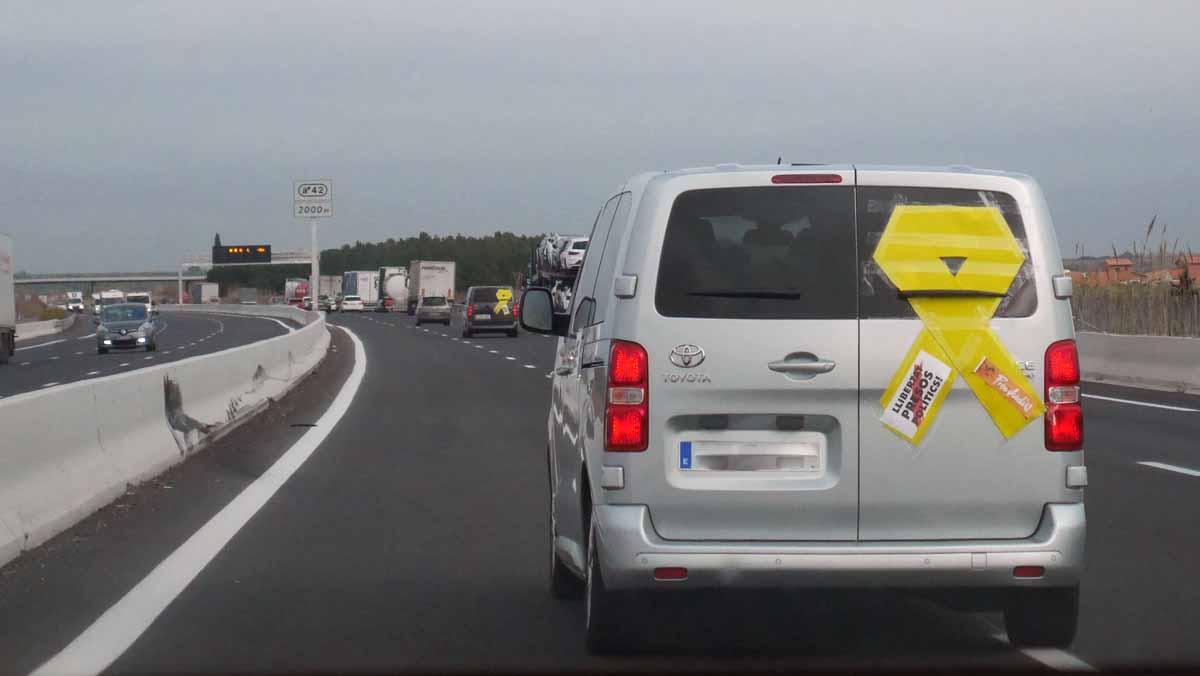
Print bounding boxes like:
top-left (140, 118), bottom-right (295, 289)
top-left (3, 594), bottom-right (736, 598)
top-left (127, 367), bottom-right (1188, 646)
top-left (669, 344), bottom-right (705, 368)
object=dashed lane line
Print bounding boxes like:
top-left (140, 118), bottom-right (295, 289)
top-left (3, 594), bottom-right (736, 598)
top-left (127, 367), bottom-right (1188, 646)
top-left (118, 363), bottom-right (131, 367)
top-left (1081, 393), bottom-right (1199, 413)
top-left (40, 382), bottom-right (60, 388)
top-left (85, 371), bottom-right (101, 376)
top-left (1138, 461), bottom-right (1200, 478)
top-left (506, 356), bottom-right (516, 361)
top-left (523, 364), bottom-right (536, 369)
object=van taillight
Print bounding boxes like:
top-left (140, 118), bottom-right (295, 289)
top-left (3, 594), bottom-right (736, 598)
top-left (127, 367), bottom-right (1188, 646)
top-left (466, 304), bottom-right (474, 318)
top-left (606, 340), bottom-right (648, 452)
top-left (1045, 339), bottom-right (1083, 451)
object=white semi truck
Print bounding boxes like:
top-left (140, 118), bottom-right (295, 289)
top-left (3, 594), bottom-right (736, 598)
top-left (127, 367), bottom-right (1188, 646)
top-left (0, 233), bottom-right (14, 363)
top-left (377, 266), bottom-right (408, 312)
top-left (406, 260), bottom-right (455, 315)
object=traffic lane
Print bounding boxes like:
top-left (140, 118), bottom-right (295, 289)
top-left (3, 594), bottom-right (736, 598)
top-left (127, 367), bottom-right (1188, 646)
top-left (1072, 444), bottom-right (1200, 666)
top-left (112, 314), bottom-right (1041, 672)
top-left (13, 312), bottom-right (94, 348)
top-left (0, 312), bottom-right (290, 398)
top-left (1081, 383), bottom-right (1200, 471)
top-left (0, 326), bottom-right (353, 676)
top-left (339, 310), bottom-right (558, 372)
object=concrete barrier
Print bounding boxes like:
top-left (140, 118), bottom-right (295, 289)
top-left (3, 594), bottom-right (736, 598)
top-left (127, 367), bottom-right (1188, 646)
top-left (0, 307), bottom-right (329, 567)
top-left (1078, 331), bottom-right (1200, 394)
top-left (15, 314), bottom-right (77, 343)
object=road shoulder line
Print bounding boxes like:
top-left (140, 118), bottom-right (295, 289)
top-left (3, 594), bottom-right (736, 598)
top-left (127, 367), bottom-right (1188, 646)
top-left (30, 326), bottom-right (367, 676)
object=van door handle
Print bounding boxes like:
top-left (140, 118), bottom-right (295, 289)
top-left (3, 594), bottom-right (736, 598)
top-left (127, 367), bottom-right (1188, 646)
top-left (768, 357), bottom-right (837, 375)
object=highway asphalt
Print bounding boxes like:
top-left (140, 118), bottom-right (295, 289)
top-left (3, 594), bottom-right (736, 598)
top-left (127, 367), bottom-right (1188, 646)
top-left (1, 311), bottom-right (1198, 672)
top-left (0, 310), bottom-right (293, 399)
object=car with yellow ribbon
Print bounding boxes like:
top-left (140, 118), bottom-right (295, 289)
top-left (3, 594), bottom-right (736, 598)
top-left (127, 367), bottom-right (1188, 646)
top-left (460, 285), bottom-right (519, 338)
top-left (518, 164), bottom-right (1085, 653)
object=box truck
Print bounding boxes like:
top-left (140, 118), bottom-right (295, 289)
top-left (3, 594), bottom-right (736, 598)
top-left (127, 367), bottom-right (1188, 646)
top-left (406, 261), bottom-right (455, 315)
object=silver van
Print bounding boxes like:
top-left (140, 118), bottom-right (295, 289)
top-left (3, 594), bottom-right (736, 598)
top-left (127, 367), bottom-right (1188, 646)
top-left (520, 164), bottom-right (1085, 653)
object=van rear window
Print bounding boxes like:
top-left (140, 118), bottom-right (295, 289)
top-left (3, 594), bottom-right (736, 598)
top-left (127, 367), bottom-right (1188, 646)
top-left (857, 187), bottom-right (1036, 318)
top-left (655, 186), bottom-right (857, 319)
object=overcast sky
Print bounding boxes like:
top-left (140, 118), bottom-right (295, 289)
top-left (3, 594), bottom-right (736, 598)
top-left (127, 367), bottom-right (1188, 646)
top-left (3, 0), bottom-right (1197, 272)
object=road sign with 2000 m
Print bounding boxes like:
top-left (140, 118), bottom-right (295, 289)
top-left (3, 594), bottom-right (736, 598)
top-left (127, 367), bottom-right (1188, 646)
top-left (294, 179), bottom-right (332, 218)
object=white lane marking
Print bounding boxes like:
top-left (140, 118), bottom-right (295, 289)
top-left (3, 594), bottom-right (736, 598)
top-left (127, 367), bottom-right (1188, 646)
top-left (31, 326), bottom-right (367, 676)
top-left (162, 350), bottom-right (172, 355)
top-left (118, 362), bottom-right (131, 367)
top-left (474, 345), bottom-right (483, 349)
top-left (1081, 393), bottom-right (1199, 412)
top-left (988, 631), bottom-right (1095, 671)
top-left (40, 382), bottom-right (60, 388)
top-left (144, 356), bottom-right (154, 361)
top-left (85, 371), bottom-right (101, 376)
top-left (76, 351), bottom-right (84, 355)
top-left (14, 338), bottom-right (68, 351)
top-left (505, 356), bottom-right (516, 361)
top-left (49, 356), bottom-right (60, 360)
top-left (78, 334), bottom-right (97, 341)
top-left (19, 361), bottom-right (31, 366)
top-left (523, 364), bottom-right (535, 369)
top-left (489, 350), bottom-right (498, 354)
top-left (451, 338), bottom-right (459, 342)
top-left (1138, 461), bottom-right (1200, 478)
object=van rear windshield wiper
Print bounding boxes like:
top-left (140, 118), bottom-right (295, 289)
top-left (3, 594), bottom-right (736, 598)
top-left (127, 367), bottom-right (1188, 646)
top-left (687, 289), bottom-right (806, 299)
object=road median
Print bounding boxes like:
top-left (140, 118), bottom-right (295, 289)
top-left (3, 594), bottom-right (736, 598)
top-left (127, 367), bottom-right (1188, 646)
top-left (0, 306), bottom-right (329, 567)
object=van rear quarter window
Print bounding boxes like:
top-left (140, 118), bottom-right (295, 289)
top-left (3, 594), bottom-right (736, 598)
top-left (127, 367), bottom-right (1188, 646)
top-left (858, 187), bottom-right (1037, 318)
top-left (654, 186), bottom-right (857, 319)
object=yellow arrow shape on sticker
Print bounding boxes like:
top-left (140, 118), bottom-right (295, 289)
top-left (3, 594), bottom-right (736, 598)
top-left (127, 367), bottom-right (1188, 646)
top-left (873, 205), bottom-right (1045, 444)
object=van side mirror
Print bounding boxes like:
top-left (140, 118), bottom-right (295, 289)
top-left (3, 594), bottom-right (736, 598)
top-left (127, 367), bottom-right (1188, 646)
top-left (519, 287), bottom-right (569, 336)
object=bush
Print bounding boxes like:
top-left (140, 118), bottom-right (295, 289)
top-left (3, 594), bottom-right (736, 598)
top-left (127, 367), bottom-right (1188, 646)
top-left (1073, 284), bottom-right (1200, 336)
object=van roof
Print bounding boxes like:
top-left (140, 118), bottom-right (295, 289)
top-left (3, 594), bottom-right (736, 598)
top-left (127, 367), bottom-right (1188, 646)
top-left (624, 163), bottom-right (1032, 185)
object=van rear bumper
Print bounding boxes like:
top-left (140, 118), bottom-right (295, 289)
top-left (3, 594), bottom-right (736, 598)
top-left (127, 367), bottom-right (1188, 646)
top-left (594, 503), bottom-right (1084, 590)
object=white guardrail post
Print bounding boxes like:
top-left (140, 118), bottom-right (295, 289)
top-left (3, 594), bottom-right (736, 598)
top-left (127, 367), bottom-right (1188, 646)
top-left (0, 305), bottom-right (329, 567)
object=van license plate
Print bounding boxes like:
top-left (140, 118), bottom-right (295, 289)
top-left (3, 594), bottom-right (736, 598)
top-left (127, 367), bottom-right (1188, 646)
top-left (679, 439), bottom-right (823, 472)
top-left (476, 314), bottom-right (490, 320)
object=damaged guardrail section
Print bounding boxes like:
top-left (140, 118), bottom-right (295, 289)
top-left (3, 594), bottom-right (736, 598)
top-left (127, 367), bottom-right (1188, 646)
top-left (0, 307), bottom-right (329, 567)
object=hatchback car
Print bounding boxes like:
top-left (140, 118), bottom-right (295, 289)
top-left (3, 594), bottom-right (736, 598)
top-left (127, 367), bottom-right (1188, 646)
top-left (96, 302), bottom-right (159, 353)
top-left (558, 237), bottom-right (589, 271)
top-left (415, 296), bottom-right (451, 325)
top-left (461, 286), bottom-right (518, 338)
top-left (340, 295), bottom-right (365, 312)
top-left (520, 164), bottom-right (1085, 653)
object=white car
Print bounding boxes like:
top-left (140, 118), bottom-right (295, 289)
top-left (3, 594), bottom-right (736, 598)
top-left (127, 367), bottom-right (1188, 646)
top-left (558, 237), bottom-right (588, 271)
top-left (340, 295), bottom-right (365, 312)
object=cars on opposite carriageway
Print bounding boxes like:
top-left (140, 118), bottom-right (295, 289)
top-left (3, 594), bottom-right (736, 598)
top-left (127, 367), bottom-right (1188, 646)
top-left (519, 163), bottom-right (1085, 654)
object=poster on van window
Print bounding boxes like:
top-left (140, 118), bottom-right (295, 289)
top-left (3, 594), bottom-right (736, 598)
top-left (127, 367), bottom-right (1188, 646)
top-left (873, 204), bottom-right (1045, 445)
top-left (879, 348), bottom-right (953, 443)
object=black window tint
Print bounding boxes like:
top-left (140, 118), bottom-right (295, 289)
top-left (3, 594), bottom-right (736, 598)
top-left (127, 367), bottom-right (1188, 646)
top-left (469, 287), bottom-right (509, 304)
top-left (655, 186), bottom-right (857, 319)
top-left (590, 192), bottom-right (630, 325)
top-left (570, 297), bottom-right (594, 335)
top-left (575, 195), bottom-right (620, 302)
top-left (857, 187), bottom-right (1037, 318)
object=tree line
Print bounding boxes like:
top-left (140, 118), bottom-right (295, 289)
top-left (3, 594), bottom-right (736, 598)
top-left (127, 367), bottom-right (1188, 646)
top-left (207, 231), bottom-right (543, 293)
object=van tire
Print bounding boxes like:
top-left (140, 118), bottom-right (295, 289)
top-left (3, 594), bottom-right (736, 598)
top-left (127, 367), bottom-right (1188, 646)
top-left (1004, 587), bottom-right (1079, 648)
top-left (585, 519), bottom-right (628, 654)
top-left (97, 347), bottom-right (108, 355)
top-left (462, 327), bottom-right (472, 339)
top-left (507, 327), bottom-right (519, 337)
top-left (146, 342), bottom-right (157, 352)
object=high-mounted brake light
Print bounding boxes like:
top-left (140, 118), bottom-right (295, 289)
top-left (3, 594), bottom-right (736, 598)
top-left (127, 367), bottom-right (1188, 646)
top-left (606, 340), bottom-right (648, 451)
top-left (1045, 339), bottom-right (1083, 451)
top-left (771, 174), bottom-right (843, 185)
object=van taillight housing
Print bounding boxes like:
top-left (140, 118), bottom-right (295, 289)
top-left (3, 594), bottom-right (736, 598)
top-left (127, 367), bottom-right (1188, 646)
top-left (606, 340), bottom-right (648, 452)
top-left (466, 304), bottom-right (474, 318)
top-left (1044, 339), bottom-right (1083, 451)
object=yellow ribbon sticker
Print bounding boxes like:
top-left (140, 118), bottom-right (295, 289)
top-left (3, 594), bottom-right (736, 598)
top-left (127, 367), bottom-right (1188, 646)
top-left (873, 205), bottom-right (1045, 444)
top-left (493, 288), bottom-right (514, 315)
